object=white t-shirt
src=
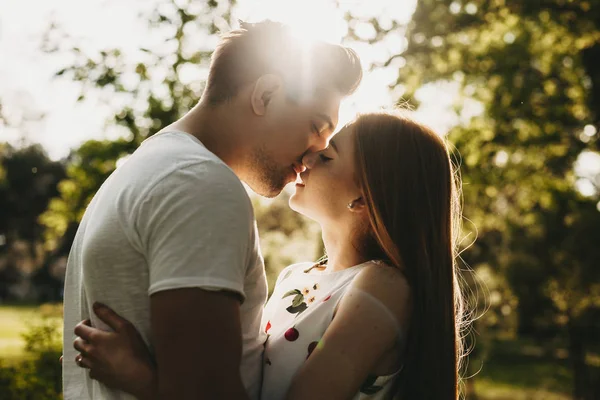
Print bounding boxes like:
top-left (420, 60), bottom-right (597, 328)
top-left (62, 131), bottom-right (268, 400)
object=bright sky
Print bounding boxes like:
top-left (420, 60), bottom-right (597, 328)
top-left (0, 0), bottom-right (598, 199)
top-left (0, 0), bottom-right (425, 159)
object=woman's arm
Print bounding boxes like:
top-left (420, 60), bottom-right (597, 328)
top-left (75, 293), bottom-right (249, 400)
top-left (73, 302), bottom-right (158, 399)
top-left (285, 263), bottom-right (411, 400)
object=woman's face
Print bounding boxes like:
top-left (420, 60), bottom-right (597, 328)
top-left (289, 125), bottom-right (362, 222)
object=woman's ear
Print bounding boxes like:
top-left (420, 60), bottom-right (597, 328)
top-left (251, 74), bottom-right (283, 116)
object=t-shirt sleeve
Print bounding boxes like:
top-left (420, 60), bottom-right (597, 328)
top-left (135, 161), bottom-right (253, 301)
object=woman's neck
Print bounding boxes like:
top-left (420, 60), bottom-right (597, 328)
top-left (320, 223), bottom-right (368, 272)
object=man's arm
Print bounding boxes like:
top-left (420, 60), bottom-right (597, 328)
top-left (150, 288), bottom-right (249, 400)
top-left (134, 162), bottom-right (256, 399)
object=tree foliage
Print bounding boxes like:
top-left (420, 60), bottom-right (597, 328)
top-left (32, 0), bottom-right (600, 395)
top-left (40, 0), bottom-right (237, 254)
top-left (344, 0), bottom-right (600, 396)
top-left (0, 144), bottom-right (66, 301)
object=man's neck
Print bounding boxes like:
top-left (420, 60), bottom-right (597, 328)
top-left (165, 101), bottom-right (248, 176)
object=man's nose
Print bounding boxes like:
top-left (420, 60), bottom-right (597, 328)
top-left (309, 131), bottom-right (330, 153)
top-left (292, 162), bottom-right (306, 174)
top-left (302, 152), bottom-right (319, 169)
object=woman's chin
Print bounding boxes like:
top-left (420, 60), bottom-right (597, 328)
top-left (289, 201), bottom-right (322, 224)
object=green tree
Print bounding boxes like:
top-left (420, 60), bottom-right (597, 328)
top-left (0, 144), bottom-right (66, 301)
top-left (0, 304), bottom-right (63, 399)
top-left (40, 0), bottom-right (236, 256)
top-left (345, 0), bottom-right (600, 397)
top-left (42, 0), bottom-right (320, 286)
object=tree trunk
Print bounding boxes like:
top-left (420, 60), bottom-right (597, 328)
top-left (567, 318), bottom-right (589, 400)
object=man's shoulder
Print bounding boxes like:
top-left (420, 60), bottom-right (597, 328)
top-left (136, 131), bottom-right (227, 171)
top-left (129, 131), bottom-right (247, 200)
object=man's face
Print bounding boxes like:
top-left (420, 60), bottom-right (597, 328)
top-left (245, 87), bottom-right (342, 198)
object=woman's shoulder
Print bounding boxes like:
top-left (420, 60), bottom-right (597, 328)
top-left (350, 261), bottom-right (411, 314)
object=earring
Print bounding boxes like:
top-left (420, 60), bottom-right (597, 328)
top-left (347, 197), bottom-right (363, 210)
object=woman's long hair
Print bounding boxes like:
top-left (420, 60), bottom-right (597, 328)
top-left (352, 112), bottom-right (466, 399)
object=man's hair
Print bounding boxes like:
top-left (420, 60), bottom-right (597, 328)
top-left (203, 20), bottom-right (362, 105)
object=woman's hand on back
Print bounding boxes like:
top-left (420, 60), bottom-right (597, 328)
top-left (73, 302), bottom-right (157, 399)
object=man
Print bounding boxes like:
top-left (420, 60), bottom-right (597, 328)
top-left (62, 20), bottom-right (362, 400)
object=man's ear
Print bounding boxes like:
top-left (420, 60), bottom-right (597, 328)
top-left (251, 74), bottom-right (283, 116)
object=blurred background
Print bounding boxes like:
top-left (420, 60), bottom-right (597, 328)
top-left (0, 0), bottom-right (599, 399)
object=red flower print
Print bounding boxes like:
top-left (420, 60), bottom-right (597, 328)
top-left (285, 327), bottom-right (300, 341)
top-left (323, 294), bottom-right (332, 302)
top-left (265, 321), bottom-right (272, 333)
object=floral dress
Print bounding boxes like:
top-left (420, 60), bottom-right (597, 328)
top-left (260, 261), bottom-right (401, 400)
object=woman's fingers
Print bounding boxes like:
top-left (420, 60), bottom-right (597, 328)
top-left (75, 354), bottom-right (92, 369)
top-left (74, 320), bottom-right (99, 342)
top-left (76, 354), bottom-right (104, 384)
top-left (73, 336), bottom-right (92, 357)
top-left (93, 302), bottom-right (130, 332)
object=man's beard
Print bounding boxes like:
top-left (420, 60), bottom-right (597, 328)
top-left (246, 145), bottom-right (290, 198)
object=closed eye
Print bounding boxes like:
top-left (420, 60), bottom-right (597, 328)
top-left (319, 154), bottom-right (333, 162)
top-left (312, 123), bottom-right (321, 136)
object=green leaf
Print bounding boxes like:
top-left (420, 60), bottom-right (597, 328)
top-left (282, 289), bottom-right (301, 299)
top-left (361, 374), bottom-right (377, 387)
top-left (360, 375), bottom-right (383, 394)
top-left (286, 302), bottom-right (308, 315)
top-left (291, 294), bottom-right (304, 307)
top-left (360, 384), bottom-right (384, 395)
top-left (282, 269), bottom-right (293, 281)
top-left (360, 375), bottom-right (384, 395)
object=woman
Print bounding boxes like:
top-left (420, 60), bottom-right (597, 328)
top-left (72, 111), bottom-right (467, 399)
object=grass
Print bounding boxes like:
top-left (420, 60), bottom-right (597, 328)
top-left (471, 353), bottom-right (572, 400)
top-left (474, 380), bottom-right (570, 400)
top-left (464, 337), bottom-right (595, 399)
top-left (0, 303), bottom-right (62, 365)
top-left (0, 305), bottom-right (592, 399)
